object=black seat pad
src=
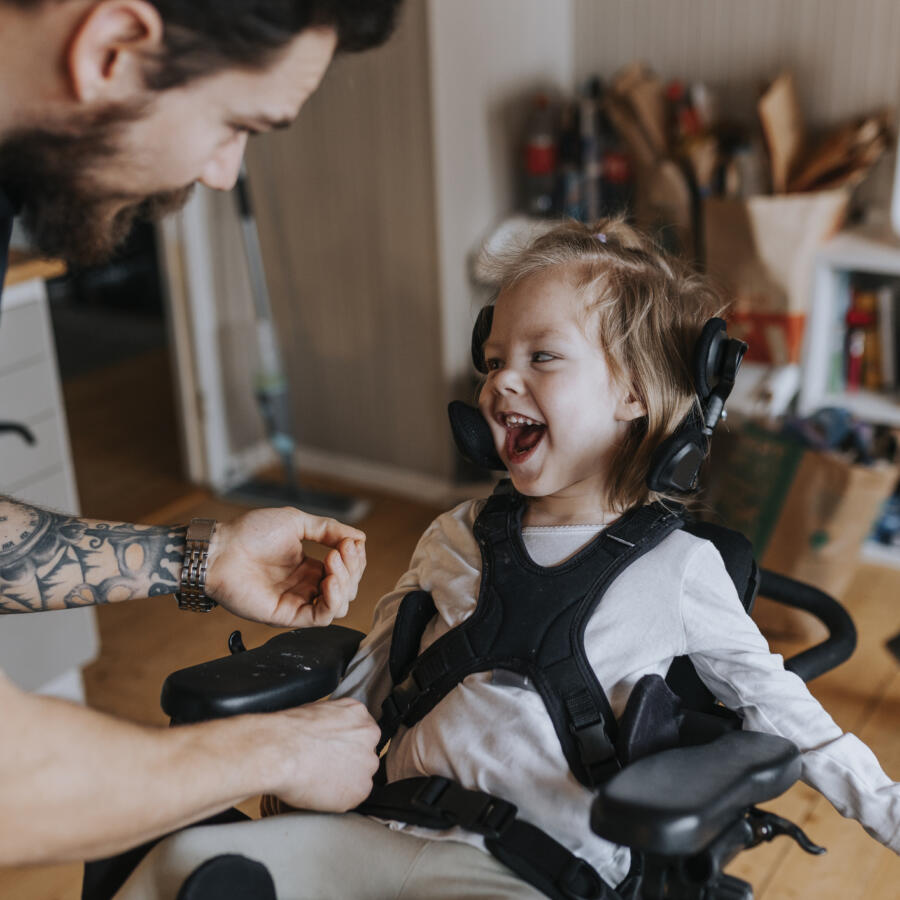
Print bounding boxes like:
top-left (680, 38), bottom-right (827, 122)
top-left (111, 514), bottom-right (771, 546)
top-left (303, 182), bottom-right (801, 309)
top-left (591, 730), bottom-right (800, 857)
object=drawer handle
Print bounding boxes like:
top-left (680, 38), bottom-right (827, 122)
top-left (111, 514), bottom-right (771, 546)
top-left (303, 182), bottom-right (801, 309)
top-left (0, 421), bottom-right (36, 445)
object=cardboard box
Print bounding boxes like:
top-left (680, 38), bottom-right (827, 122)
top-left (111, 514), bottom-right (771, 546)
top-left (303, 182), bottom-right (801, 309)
top-left (704, 190), bottom-right (850, 364)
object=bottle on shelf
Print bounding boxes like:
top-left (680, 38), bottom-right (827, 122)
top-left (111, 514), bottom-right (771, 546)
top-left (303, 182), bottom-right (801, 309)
top-left (597, 106), bottom-right (633, 217)
top-left (522, 93), bottom-right (558, 218)
top-left (556, 102), bottom-right (583, 220)
top-left (579, 77), bottom-right (603, 222)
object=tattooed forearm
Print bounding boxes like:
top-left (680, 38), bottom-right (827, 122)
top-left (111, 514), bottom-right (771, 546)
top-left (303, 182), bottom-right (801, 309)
top-left (0, 496), bottom-right (186, 613)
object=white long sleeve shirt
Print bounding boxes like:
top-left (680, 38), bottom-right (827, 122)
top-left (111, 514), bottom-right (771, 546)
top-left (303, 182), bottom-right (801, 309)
top-left (334, 499), bottom-right (900, 884)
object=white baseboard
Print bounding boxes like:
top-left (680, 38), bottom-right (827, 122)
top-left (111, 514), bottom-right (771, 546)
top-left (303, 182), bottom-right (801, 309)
top-left (218, 440), bottom-right (494, 509)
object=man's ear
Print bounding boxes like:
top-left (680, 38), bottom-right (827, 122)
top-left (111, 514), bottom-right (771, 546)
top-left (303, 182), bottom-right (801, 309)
top-left (68, 0), bottom-right (164, 103)
top-left (615, 388), bottom-right (646, 423)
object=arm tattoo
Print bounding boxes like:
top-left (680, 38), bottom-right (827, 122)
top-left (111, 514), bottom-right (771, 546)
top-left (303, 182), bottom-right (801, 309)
top-left (0, 497), bottom-right (186, 613)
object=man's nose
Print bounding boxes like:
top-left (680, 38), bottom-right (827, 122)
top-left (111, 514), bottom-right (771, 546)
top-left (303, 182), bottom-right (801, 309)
top-left (198, 133), bottom-right (249, 191)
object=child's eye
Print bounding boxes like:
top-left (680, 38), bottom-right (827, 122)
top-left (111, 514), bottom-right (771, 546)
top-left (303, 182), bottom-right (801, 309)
top-left (485, 358), bottom-right (502, 372)
top-left (532, 352), bottom-right (556, 363)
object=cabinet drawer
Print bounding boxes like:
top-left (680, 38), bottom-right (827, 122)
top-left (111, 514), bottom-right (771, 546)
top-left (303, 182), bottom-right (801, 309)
top-left (6, 466), bottom-right (78, 514)
top-left (0, 412), bottom-right (69, 489)
top-left (0, 357), bottom-right (58, 423)
top-left (0, 299), bottom-right (46, 375)
top-left (0, 607), bottom-right (99, 691)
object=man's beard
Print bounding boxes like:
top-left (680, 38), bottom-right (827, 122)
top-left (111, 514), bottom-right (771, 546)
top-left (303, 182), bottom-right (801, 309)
top-left (0, 104), bottom-right (194, 266)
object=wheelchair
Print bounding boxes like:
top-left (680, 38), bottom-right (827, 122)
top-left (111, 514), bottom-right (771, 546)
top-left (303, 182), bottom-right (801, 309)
top-left (83, 320), bottom-right (860, 899)
top-left (82, 543), bottom-right (857, 900)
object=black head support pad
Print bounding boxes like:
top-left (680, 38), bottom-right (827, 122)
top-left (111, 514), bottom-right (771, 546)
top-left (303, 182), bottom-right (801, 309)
top-left (646, 318), bottom-right (747, 494)
top-left (448, 305), bottom-right (504, 471)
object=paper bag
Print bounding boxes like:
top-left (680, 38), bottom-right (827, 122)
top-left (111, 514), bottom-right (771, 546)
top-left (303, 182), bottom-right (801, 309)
top-left (758, 451), bottom-right (899, 639)
top-left (704, 190), bottom-right (849, 363)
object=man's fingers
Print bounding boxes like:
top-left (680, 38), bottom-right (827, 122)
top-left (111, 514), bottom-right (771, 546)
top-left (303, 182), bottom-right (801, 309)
top-left (315, 549), bottom-right (356, 621)
top-left (292, 510), bottom-right (366, 551)
top-left (339, 538), bottom-right (366, 582)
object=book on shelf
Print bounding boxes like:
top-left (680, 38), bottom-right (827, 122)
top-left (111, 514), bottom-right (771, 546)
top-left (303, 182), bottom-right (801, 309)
top-left (834, 277), bottom-right (900, 396)
top-left (877, 282), bottom-right (900, 392)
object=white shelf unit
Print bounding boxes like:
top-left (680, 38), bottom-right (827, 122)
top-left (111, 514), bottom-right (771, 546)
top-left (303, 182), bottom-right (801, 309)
top-left (798, 228), bottom-right (900, 568)
top-left (799, 228), bottom-right (900, 425)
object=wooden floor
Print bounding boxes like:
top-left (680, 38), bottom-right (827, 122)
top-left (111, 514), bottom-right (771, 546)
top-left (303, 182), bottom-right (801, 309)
top-left (1, 349), bottom-right (898, 898)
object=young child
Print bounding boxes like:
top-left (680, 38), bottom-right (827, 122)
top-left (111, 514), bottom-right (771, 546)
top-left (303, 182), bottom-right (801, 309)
top-left (119, 218), bottom-right (898, 900)
top-left (332, 217), bottom-right (899, 888)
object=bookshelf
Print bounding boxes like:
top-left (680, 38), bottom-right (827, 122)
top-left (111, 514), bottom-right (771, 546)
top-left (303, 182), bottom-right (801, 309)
top-left (798, 227), bottom-right (900, 568)
top-left (798, 227), bottom-right (900, 426)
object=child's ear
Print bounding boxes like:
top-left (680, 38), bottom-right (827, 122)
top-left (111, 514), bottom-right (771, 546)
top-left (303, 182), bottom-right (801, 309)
top-left (615, 390), bottom-right (646, 422)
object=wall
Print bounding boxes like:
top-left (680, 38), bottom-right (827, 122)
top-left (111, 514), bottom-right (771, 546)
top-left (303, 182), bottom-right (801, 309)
top-left (572, 0), bottom-right (900, 210)
top-left (198, 0), bottom-right (576, 489)
top-left (208, 0), bottom-right (447, 483)
top-left (427, 0), bottom-right (575, 396)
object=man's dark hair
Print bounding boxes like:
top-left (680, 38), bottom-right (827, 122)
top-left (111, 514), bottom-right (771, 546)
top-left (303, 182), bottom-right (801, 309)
top-left (10, 1), bottom-right (403, 89)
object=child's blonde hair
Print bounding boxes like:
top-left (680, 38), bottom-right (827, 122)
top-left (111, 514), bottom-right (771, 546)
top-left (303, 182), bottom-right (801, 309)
top-left (479, 217), bottom-right (726, 512)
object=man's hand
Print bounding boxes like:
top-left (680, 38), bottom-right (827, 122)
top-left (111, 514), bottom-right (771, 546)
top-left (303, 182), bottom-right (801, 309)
top-left (205, 508), bottom-right (366, 627)
top-left (262, 698), bottom-right (381, 811)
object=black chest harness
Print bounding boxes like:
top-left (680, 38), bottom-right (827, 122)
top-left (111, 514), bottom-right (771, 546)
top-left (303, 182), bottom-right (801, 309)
top-left (358, 483), bottom-right (687, 900)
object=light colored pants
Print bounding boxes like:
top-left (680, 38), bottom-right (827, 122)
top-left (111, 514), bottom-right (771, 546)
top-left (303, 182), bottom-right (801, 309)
top-left (114, 811), bottom-right (546, 900)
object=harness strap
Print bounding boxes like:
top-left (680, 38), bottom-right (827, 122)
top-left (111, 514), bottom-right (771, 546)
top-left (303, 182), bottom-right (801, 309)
top-left (358, 777), bottom-right (621, 900)
top-left (388, 590), bottom-right (437, 684)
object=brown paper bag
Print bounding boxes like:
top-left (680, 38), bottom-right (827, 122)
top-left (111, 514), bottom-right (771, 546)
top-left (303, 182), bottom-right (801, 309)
top-left (704, 190), bottom-right (849, 362)
top-left (757, 451), bottom-right (899, 640)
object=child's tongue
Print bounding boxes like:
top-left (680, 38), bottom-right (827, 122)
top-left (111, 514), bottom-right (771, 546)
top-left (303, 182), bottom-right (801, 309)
top-left (506, 423), bottom-right (545, 458)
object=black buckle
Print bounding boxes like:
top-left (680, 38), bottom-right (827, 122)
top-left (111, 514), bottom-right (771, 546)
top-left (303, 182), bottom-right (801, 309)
top-left (410, 776), bottom-right (518, 839)
top-left (558, 856), bottom-right (609, 900)
top-left (571, 720), bottom-right (621, 784)
top-left (380, 673), bottom-right (421, 725)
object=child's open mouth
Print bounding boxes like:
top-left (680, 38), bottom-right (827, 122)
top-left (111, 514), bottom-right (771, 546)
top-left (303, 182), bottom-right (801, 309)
top-left (502, 413), bottom-right (546, 463)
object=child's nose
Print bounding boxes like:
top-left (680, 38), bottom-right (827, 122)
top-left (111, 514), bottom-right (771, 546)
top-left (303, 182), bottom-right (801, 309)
top-left (493, 367), bottom-right (524, 394)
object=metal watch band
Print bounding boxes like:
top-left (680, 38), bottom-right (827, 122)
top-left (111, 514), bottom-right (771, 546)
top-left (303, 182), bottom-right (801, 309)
top-left (177, 517), bottom-right (218, 612)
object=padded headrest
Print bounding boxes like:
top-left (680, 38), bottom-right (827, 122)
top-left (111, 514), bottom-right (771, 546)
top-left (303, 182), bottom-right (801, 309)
top-left (448, 401), bottom-right (505, 471)
top-left (693, 317), bottom-right (728, 402)
top-left (471, 306), bottom-right (494, 374)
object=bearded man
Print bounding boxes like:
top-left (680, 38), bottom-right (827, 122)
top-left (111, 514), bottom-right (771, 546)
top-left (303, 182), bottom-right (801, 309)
top-left (0, 0), bottom-right (401, 869)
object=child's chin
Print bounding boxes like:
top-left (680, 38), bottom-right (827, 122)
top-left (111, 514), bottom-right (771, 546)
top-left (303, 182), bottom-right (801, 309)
top-left (508, 471), bottom-right (544, 497)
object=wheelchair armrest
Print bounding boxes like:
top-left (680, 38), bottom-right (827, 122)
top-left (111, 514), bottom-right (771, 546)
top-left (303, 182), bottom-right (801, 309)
top-left (591, 730), bottom-right (800, 857)
top-left (759, 568), bottom-right (857, 681)
top-left (160, 624), bottom-right (365, 724)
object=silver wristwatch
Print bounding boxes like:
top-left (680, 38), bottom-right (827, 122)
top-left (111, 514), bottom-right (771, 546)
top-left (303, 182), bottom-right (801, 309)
top-left (177, 517), bottom-right (218, 612)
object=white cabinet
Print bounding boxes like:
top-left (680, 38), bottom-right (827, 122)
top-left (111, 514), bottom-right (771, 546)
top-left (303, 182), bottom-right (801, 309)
top-left (798, 228), bottom-right (900, 425)
top-left (0, 276), bottom-right (99, 700)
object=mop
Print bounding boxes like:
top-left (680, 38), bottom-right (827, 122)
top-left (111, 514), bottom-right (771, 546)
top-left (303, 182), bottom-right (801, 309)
top-left (223, 164), bottom-right (369, 524)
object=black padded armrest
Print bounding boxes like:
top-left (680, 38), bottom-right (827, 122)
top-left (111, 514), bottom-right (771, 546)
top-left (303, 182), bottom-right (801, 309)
top-left (759, 568), bottom-right (857, 681)
top-left (161, 625), bottom-right (365, 724)
top-left (591, 731), bottom-right (800, 857)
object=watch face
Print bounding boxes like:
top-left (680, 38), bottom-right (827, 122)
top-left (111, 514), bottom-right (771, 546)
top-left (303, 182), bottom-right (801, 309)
top-left (0, 502), bottom-right (50, 566)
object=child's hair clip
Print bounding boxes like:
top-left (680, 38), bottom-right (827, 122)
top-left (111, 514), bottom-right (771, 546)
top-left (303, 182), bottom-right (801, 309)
top-left (594, 232), bottom-right (608, 243)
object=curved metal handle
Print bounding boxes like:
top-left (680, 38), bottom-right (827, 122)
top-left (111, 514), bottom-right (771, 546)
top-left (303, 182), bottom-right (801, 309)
top-left (758, 568), bottom-right (857, 682)
top-left (0, 421), bottom-right (36, 444)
